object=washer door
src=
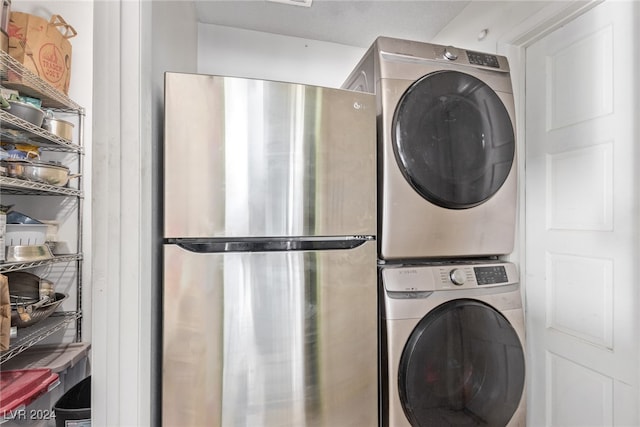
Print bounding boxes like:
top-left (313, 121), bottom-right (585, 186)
top-left (393, 70), bottom-right (515, 209)
top-left (398, 299), bottom-right (525, 426)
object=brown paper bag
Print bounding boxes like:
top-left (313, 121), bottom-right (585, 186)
top-left (0, 273), bottom-right (10, 351)
top-left (7, 12), bottom-right (77, 94)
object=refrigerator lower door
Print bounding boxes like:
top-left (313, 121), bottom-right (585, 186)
top-left (162, 241), bottom-right (377, 427)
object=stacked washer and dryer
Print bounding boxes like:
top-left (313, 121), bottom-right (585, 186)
top-left (343, 37), bottom-right (526, 426)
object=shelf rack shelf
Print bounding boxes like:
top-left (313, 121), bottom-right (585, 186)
top-left (0, 312), bottom-right (82, 364)
top-left (0, 254), bottom-right (83, 274)
top-left (0, 51), bottom-right (82, 111)
top-left (1, 49), bottom-right (85, 364)
top-left (0, 176), bottom-right (83, 197)
top-left (0, 110), bottom-right (84, 153)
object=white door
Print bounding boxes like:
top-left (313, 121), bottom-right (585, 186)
top-left (525, 1), bottom-right (639, 425)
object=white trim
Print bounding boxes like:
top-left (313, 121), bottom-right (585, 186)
top-left (500, 0), bottom-right (603, 48)
top-left (92, 0), bottom-right (152, 425)
top-left (92, 1), bottom-right (121, 424)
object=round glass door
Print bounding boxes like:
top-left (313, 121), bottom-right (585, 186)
top-left (393, 70), bottom-right (515, 209)
top-left (398, 299), bottom-right (525, 426)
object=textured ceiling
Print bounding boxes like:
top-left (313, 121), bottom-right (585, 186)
top-left (193, 0), bottom-right (472, 48)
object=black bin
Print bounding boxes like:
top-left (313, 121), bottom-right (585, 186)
top-left (53, 375), bottom-right (91, 427)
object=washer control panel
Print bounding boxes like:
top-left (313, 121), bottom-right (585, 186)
top-left (474, 265), bottom-right (509, 285)
top-left (383, 262), bottom-right (518, 293)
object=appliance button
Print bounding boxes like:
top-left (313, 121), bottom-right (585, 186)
top-left (449, 268), bottom-right (466, 286)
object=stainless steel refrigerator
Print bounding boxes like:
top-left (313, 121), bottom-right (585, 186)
top-left (162, 72), bottom-right (377, 427)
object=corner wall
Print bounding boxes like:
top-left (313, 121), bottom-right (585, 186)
top-left (197, 24), bottom-right (365, 88)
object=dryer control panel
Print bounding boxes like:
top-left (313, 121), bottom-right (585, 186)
top-left (383, 262), bottom-right (519, 293)
top-left (466, 51), bottom-right (501, 68)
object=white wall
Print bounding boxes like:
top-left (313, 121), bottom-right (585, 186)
top-left (11, 2), bottom-right (94, 109)
top-left (198, 24), bottom-right (365, 88)
top-left (430, 1), bottom-right (553, 53)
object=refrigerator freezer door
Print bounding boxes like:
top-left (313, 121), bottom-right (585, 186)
top-left (162, 241), bottom-right (377, 427)
top-left (163, 72), bottom-right (376, 239)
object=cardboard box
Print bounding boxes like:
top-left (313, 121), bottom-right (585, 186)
top-left (7, 12), bottom-right (76, 94)
top-left (0, 274), bottom-right (9, 351)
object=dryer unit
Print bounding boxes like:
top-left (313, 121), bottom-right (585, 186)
top-left (344, 37), bottom-right (517, 260)
top-left (380, 261), bottom-right (526, 426)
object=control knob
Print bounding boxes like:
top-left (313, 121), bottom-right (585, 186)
top-left (449, 268), bottom-right (466, 286)
top-left (444, 46), bottom-right (459, 61)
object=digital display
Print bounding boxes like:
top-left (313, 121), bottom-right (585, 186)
top-left (467, 51), bottom-right (500, 68)
top-left (474, 266), bottom-right (508, 285)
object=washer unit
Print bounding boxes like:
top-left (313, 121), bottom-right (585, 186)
top-left (343, 37), bottom-right (518, 260)
top-left (380, 261), bottom-right (525, 426)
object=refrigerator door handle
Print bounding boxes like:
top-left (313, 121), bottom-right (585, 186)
top-left (166, 236), bottom-right (374, 253)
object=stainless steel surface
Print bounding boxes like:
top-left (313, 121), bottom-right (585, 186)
top-left (380, 261), bottom-right (525, 427)
top-left (0, 29), bottom-right (7, 54)
top-left (162, 241), bottom-right (378, 427)
top-left (5, 271), bottom-right (41, 300)
top-left (162, 73), bottom-right (377, 426)
top-left (343, 36), bottom-right (517, 259)
top-left (42, 115), bottom-right (74, 141)
top-left (2, 158), bottom-right (25, 180)
top-left (342, 37), bottom-right (511, 92)
top-left (11, 292), bottom-right (67, 328)
top-left (443, 45), bottom-right (459, 60)
top-left (164, 72), bottom-right (376, 239)
top-left (5, 99), bottom-right (45, 127)
top-left (5, 244), bottom-right (53, 262)
top-left (0, 211), bottom-right (4, 261)
top-left (2, 158), bottom-right (72, 186)
top-left (378, 80), bottom-right (517, 259)
top-left (0, 0), bottom-right (10, 34)
top-left (449, 268), bottom-right (466, 286)
top-left (382, 261), bottom-right (519, 298)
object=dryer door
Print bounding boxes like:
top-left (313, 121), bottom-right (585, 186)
top-left (393, 70), bottom-right (515, 209)
top-left (398, 299), bottom-right (525, 426)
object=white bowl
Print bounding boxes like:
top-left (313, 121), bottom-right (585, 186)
top-left (5, 224), bottom-right (48, 246)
